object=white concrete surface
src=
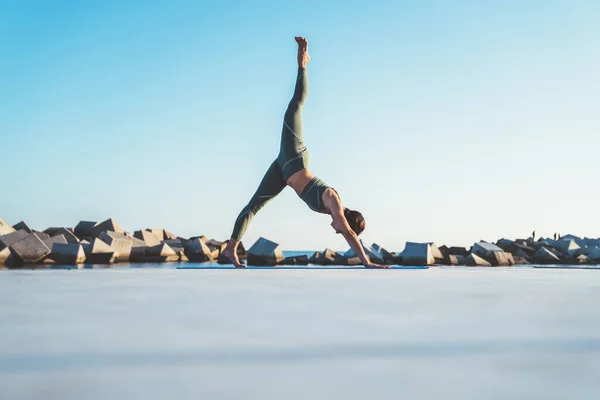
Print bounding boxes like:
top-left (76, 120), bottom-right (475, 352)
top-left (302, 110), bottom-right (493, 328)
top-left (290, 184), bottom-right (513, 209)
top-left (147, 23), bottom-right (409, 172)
top-left (1, 267), bottom-right (599, 400)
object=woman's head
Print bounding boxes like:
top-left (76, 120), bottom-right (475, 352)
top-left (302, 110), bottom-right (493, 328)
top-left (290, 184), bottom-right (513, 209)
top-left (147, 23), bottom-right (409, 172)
top-left (344, 208), bottom-right (366, 236)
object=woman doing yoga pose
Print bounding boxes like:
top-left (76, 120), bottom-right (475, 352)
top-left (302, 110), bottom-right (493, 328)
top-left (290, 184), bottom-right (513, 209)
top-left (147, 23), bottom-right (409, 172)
top-left (220, 37), bottom-right (388, 269)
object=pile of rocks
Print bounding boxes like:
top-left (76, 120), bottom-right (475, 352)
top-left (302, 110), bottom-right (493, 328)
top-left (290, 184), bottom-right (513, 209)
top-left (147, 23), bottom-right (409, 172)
top-left (0, 217), bottom-right (245, 268)
top-left (2, 217), bottom-right (599, 267)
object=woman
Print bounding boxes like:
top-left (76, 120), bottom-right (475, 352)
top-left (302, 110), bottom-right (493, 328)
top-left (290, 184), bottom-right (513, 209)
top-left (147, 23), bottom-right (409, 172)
top-left (220, 37), bottom-right (388, 269)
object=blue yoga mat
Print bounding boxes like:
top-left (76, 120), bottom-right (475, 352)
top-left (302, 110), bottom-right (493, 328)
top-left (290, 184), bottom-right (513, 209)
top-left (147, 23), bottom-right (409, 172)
top-left (177, 265), bottom-right (429, 270)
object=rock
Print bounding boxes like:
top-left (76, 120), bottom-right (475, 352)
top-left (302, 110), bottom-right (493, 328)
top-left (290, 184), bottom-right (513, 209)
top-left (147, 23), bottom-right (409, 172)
top-left (48, 228), bottom-right (79, 244)
top-left (471, 242), bottom-right (514, 266)
top-left (12, 221), bottom-right (32, 233)
top-left (315, 249), bottom-right (345, 265)
top-left (495, 239), bottom-right (515, 252)
top-left (164, 230), bottom-right (178, 240)
top-left (401, 242), bottom-right (435, 266)
top-left (464, 253), bottom-right (492, 267)
top-left (576, 246), bottom-right (600, 262)
top-left (189, 235), bottom-right (208, 243)
top-left (583, 238), bottom-right (600, 248)
top-left (163, 239), bottom-right (184, 250)
top-left (148, 229), bottom-right (165, 241)
top-left (90, 218), bottom-right (124, 237)
top-left (447, 247), bottom-right (469, 257)
top-left (576, 254), bottom-right (591, 264)
top-left (83, 238), bottom-right (116, 264)
top-left (0, 218), bottom-right (16, 235)
top-left (206, 239), bottom-right (227, 257)
top-left (74, 221), bottom-right (98, 239)
top-left (143, 243), bottom-right (179, 262)
top-left (427, 243), bottom-right (445, 263)
top-left (99, 231), bottom-right (134, 262)
top-left (184, 238), bottom-right (217, 262)
top-left (488, 251), bottom-right (515, 266)
top-left (449, 255), bottom-right (466, 266)
top-left (134, 230), bottom-right (162, 247)
top-left (308, 251), bottom-right (321, 264)
top-left (513, 256), bottom-right (530, 265)
top-left (514, 248), bottom-right (533, 262)
top-left (49, 243), bottom-right (86, 265)
top-left (372, 243), bottom-right (396, 264)
top-left (0, 247), bottom-right (15, 265)
top-left (42, 234), bottom-right (68, 250)
top-left (10, 233), bottom-right (51, 265)
top-left (283, 255), bottom-right (310, 265)
top-left (545, 246), bottom-right (565, 259)
top-left (471, 242), bottom-right (503, 258)
top-left (560, 234), bottom-right (585, 247)
top-left (247, 237), bottom-right (284, 266)
top-left (437, 245), bottom-right (450, 264)
top-left (552, 239), bottom-right (580, 257)
top-left (533, 247), bottom-right (560, 264)
top-left (343, 241), bottom-right (385, 264)
top-left (0, 230), bottom-right (30, 251)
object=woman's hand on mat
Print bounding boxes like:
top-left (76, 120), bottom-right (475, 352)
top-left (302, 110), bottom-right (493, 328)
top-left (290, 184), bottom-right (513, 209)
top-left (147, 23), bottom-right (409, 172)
top-left (365, 263), bottom-right (390, 269)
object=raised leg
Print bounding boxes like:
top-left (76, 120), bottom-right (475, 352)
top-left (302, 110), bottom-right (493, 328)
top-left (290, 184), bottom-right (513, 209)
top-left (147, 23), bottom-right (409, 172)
top-left (278, 37), bottom-right (311, 181)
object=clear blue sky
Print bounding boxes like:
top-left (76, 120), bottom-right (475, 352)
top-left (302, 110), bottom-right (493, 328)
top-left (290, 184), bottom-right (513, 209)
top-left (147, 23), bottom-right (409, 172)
top-left (1, 0), bottom-right (599, 251)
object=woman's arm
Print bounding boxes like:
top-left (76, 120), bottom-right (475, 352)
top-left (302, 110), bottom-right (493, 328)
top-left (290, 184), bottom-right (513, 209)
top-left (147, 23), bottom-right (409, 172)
top-left (323, 190), bottom-right (389, 269)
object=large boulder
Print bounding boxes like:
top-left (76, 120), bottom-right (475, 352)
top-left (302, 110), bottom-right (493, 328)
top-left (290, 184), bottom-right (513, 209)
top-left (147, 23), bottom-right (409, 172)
top-left (449, 255), bottom-right (466, 266)
top-left (576, 246), bottom-right (600, 262)
top-left (560, 234), bottom-right (585, 248)
top-left (0, 247), bottom-right (15, 266)
top-left (402, 242), bottom-right (435, 266)
top-left (0, 230), bottom-right (30, 251)
top-left (12, 221), bottom-right (32, 233)
top-left (464, 253), bottom-right (492, 267)
top-left (315, 249), bottom-right (345, 265)
top-left (283, 255), bottom-right (310, 265)
top-left (10, 233), bottom-right (51, 265)
top-left (533, 247), bottom-right (560, 264)
top-left (164, 230), bottom-right (178, 240)
top-left (471, 242), bottom-right (503, 258)
top-left (44, 227), bottom-right (79, 244)
top-left (247, 237), bottom-right (284, 266)
top-left (143, 243), bottom-right (179, 262)
top-left (447, 247), bottom-right (469, 257)
top-left (134, 230), bottom-right (162, 246)
top-left (0, 218), bottom-right (16, 235)
top-left (576, 254), bottom-right (591, 265)
top-left (49, 243), bottom-right (86, 265)
top-left (185, 238), bottom-right (217, 262)
top-left (471, 242), bottom-right (514, 266)
top-left (514, 248), bottom-right (533, 263)
top-left (371, 243), bottom-right (396, 264)
top-left (42, 234), bottom-right (68, 250)
top-left (552, 239), bottom-right (580, 257)
top-left (90, 218), bottom-right (124, 237)
top-left (83, 238), bottom-right (116, 264)
top-left (74, 221), bottom-right (98, 239)
top-left (344, 241), bottom-right (386, 264)
top-left (513, 256), bottom-right (530, 265)
top-left (488, 251), bottom-right (515, 266)
top-left (206, 239), bottom-right (227, 258)
top-left (427, 243), bottom-right (445, 264)
top-left (149, 229), bottom-right (166, 241)
top-left (99, 231), bottom-right (134, 262)
top-left (308, 251), bottom-right (321, 265)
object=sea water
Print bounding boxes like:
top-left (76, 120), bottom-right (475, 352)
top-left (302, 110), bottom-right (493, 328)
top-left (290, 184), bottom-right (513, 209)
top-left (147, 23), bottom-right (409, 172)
top-left (0, 266), bottom-right (599, 399)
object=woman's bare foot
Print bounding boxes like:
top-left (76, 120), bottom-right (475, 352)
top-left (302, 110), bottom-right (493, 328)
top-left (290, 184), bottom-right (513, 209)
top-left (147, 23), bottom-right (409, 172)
top-left (220, 244), bottom-right (246, 268)
top-left (295, 36), bottom-right (310, 68)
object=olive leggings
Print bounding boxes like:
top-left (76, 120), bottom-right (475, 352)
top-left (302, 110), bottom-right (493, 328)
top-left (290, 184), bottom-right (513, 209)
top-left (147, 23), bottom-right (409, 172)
top-left (230, 68), bottom-right (309, 241)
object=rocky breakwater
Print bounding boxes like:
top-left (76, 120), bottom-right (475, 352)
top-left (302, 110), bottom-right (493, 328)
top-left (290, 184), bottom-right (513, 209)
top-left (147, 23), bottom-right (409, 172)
top-left (1, 217), bottom-right (598, 267)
